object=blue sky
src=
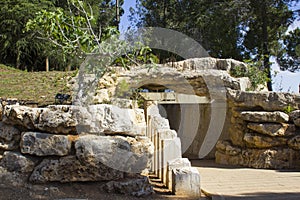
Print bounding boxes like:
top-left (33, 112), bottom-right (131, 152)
top-left (120, 1), bottom-right (300, 93)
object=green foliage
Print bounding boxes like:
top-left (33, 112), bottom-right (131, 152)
top-left (132, 0), bottom-right (300, 89)
top-left (230, 58), bottom-right (270, 91)
top-left (0, 0), bottom-right (56, 70)
top-left (276, 28), bottom-right (300, 72)
top-left (283, 105), bottom-right (295, 114)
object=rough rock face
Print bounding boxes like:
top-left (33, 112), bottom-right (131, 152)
top-left (216, 141), bottom-right (300, 169)
top-left (20, 132), bottom-right (72, 156)
top-left (217, 89), bottom-right (300, 169)
top-left (288, 136), bottom-right (300, 150)
top-left (80, 105), bottom-right (146, 136)
top-left (241, 111), bottom-right (289, 123)
top-left (247, 123), bottom-right (296, 137)
top-left (243, 133), bottom-right (287, 148)
top-left (0, 151), bottom-right (36, 173)
top-left (3, 105), bottom-right (146, 136)
top-left (29, 135), bottom-right (154, 183)
top-left (75, 135), bottom-right (153, 173)
top-left (104, 175), bottom-right (153, 197)
top-left (30, 155), bottom-right (124, 183)
top-left (290, 110), bottom-right (300, 127)
top-left (227, 89), bottom-right (299, 111)
top-left (0, 122), bottom-right (21, 150)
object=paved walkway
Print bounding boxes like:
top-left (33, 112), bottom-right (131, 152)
top-left (192, 160), bottom-right (300, 200)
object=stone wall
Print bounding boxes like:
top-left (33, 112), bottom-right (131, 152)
top-left (0, 103), bottom-right (154, 197)
top-left (216, 89), bottom-right (300, 169)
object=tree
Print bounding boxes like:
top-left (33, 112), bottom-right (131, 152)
top-left (277, 28), bottom-right (300, 72)
top-left (131, 0), bottom-right (299, 90)
top-left (242, 0), bottom-right (296, 90)
top-left (0, 0), bottom-right (55, 70)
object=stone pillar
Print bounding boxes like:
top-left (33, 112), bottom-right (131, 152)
top-left (167, 158), bottom-right (191, 191)
top-left (161, 137), bottom-right (182, 185)
top-left (171, 167), bottom-right (201, 197)
top-left (156, 129), bottom-right (177, 182)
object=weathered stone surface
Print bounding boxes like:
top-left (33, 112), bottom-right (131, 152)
top-left (295, 119), bottom-right (300, 127)
top-left (216, 141), bottom-right (300, 169)
top-left (288, 136), bottom-right (300, 150)
top-left (3, 105), bottom-right (146, 136)
top-left (104, 175), bottom-right (153, 197)
top-left (216, 140), bottom-right (241, 156)
top-left (0, 122), bottom-right (21, 150)
top-left (37, 106), bottom-right (77, 134)
top-left (289, 110), bottom-right (300, 121)
top-left (30, 156), bottom-right (124, 183)
top-left (167, 158), bottom-right (191, 191)
top-left (241, 111), bottom-right (289, 123)
top-left (229, 122), bottom-right (246, 147)
top-left (3, 105), bottom-right (42, 129)
top-left (20, 132), bottom-right (72, 156)
top-left (243, 133), bottom-right (287, 148)
top-left (171, 167), bottom-right (201, 197)
top-left (75, 135), bottom-right (153, 173)
top-left (0, 151), bottom-right (35, 173)
top-left (247, 123), bottom-right (296, 137)
top-left (84, 105), bottom-right (146, 136)
top-left (227, 89), bottom-right (299, 111)
top-left (0, 166), bottom-right (27, 187)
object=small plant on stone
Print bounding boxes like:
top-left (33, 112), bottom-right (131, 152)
top-left (283, 105), bottom-right (295, 114)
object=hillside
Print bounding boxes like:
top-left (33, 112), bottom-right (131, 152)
top-left (0, 64), bottom-right (77, 106)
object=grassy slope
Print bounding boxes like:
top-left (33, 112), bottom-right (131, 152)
top-left (0, 64), bottom-right (77, 106)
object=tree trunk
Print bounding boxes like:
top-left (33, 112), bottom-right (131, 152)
top-left (66, 63), bottom-right (71, 71)
top-left (45, 57), bottom-right (49, 72)
top-left (261, 1), bottom-right (272, 91)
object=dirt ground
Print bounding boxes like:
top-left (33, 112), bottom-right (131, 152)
top-left (0, 182), bottom-right (209, 200)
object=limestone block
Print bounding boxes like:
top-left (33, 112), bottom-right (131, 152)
top-left (288, 135), bottom-right (300, 150)
top-left (0, 166), bottom-right (28, 187)
top-left (37, 105), bottom-right (77, 134)
top-left (229, 123), bottom-right (247, 147)
top-left (81, 105), bottom-right (146, 136)
top-left (75, 135), bottom-right (153, 173)
top-left (167, 158), bottom-right (191, 191)
top-left (104, 175), bottom-right (153, 197)
top-left (3, 105), bottom-right (43, 130)
top-left (289, 110), bottom-right (300, 127)
top-left (161, 137), bottom-right (182, 184)
top-left (171, 167), bottom-right (201, 197)
top-left (93, 89), bottom-right (110, 104)
top-left (30, 156), bottom-right (124, 183)
top-left (0, 122), bottom-right (21, 150)
top-left (157, 129), bottom-right (177, 179)
top-left (150, 115), bottom-right (170, 130)
top-left (241, 111), bottom-right (289, 123)
top-left (216, 140), bottom-right (300, 169)
top-left (215, 151), bottom-right (243, 166)
top-left (289, 110), bottom-right (300, 121)
top-left (243, 133), bottom-right (287, 148)
top-left (227, 89), bottom-right (298, 111)
top-left (20, 132), bottom-right (72, 156)
top-left (3, 105), bottom-right (146, 136)
top-left (0, 151), bottom-right (35, 173)
top-left (247, 123), bottom-right (297, 137)
top-left (216, 140), bottom-right (241, 156)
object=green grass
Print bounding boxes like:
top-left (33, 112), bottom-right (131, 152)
top-left (0, 64), bottom-right (77, 106)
